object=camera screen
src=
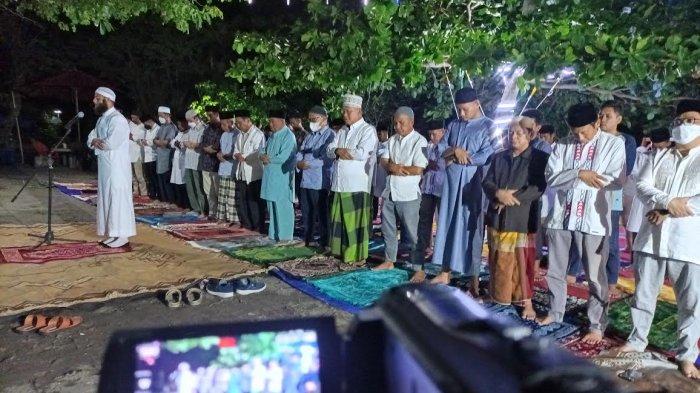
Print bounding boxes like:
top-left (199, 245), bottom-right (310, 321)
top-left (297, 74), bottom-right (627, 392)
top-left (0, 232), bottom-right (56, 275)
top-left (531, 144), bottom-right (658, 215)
top-left (133, 329), bottom-right (321, 393)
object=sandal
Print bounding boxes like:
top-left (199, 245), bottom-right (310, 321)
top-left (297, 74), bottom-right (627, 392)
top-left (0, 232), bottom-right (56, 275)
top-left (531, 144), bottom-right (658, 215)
top-left (164, 288), bottom-right (182, 308)
top-left (38, 316), bottom-right (82, 334)
top-left (185, 287), bottom-right (203, 306)
top-left (14, 314), bottom-right (49, 333)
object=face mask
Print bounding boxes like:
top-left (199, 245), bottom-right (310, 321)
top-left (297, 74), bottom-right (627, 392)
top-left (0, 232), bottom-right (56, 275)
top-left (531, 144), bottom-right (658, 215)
top-left (158, 117), bottom-right (166, 125)
top-left (309, 122), bottom-right (321, 132)
top-left (187, 121), bottom-right (196, 128)
top-left (671, 123), bottom-right (700, 145)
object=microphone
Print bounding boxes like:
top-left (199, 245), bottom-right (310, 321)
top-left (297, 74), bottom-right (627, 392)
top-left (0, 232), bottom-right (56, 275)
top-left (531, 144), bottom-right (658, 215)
top-left (64, 111), bottom-right (85, 130)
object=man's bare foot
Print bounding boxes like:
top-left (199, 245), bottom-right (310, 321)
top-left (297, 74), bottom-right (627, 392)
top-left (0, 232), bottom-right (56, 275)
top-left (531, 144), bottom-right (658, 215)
top-left (372, 261), bottom-right (394, 270)
top-left (536, 315), bottom-right (555, 326)
top-left (581, 330), bottom-right (604, 345)
top-left (521, 301), bottom-right (536, 320)
top-left (608, 284), bottom-right (620, 299)
top-left (566, 275), bottom-right (577, 285)
top-left (409, 270), bottom-right (426, 283)
top-left (430, 272), bottom-right (451, 285)
top-left (679, 360), bottom-right (700, 379)
top-left (607, 343), bottom-right (638, 356)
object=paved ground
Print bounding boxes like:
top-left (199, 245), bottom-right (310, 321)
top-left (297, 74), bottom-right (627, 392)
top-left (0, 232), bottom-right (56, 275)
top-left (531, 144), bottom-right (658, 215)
top-left (0, 165), bottom-right (698, 393)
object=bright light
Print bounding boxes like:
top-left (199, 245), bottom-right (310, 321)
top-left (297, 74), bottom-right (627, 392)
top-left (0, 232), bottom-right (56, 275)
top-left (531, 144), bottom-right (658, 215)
top-left (53, 109), bottom-right (62, 115)
top-left (560, 67), bottom-right (576, 77)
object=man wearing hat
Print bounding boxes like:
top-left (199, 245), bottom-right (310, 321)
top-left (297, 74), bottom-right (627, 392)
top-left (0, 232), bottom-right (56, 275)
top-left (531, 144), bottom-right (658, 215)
top-left (182, 109), bottom-right (208, 216)
top-left (297, 105), bottom-right (335, 248)
top-left (410, 119), bottom-right (447, 282)
top-left (613, 99), bottom-right (700, 379)
top-left (538, 102), bottom-right (626, 345)
top-left (153, 105), bottom-right (177, 204)
top-left (326, 94), bottom-right (379, 263)
top-left (200, 106), bottom-right (222, 218)
top-left (86, 87), bottom-right (136, 248)
top-left (233, 109), bottom-right (267, 232)
top-left (215, 111), bottom-right (239, 224)
top-left (430, 87), bottom-right (494, 292)
top-left (261, 110), bottom-right (298, 241)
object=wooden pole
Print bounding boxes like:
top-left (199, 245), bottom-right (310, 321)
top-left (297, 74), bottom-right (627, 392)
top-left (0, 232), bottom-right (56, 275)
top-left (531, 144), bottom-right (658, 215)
top-left (10, 90), bottom-right (24, 164)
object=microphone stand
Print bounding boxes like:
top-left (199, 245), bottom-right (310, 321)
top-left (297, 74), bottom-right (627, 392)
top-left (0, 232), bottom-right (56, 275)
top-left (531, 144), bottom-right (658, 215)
top-left (11, 115), bottom-right (83, 247)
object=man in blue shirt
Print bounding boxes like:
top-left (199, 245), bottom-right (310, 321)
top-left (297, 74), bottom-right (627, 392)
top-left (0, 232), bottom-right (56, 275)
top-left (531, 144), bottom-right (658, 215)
top-left (296, 106), bottom-right (335, 248)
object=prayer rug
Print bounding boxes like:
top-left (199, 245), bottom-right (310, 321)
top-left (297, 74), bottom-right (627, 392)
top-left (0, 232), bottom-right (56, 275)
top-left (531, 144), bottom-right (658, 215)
top-left (0, 242), bottom-right (131, 264)
top-left (607, 298), bottom-right (679, 351)
top-left (534, 270), bottom-right (627, 302)
top-left (309, 268), bottom-right (409, 308)
top-left (558, 332), bottom-right (626, 358)
top-left (226, 246), bottom-right (318, 265)
top-left (617, 276), bottom-right (676, 304)
top-left (0, 224), bottom-right (262, 316)
top-left (531, 289), bottom-right (588, 315)
top-left (187, 237), bottom-right (282, 253)
top-left (167, 225), bottom-right (259, 241)
top-left (135, 214), bottom-right (204, 226)
top-left (133, 207), bottom-right (184, 216)
top-left (270, 267), bottom-right (362, 313)
top-left (274, 256), bottom-right (361, 279)
top-left (483, 303), bottom-right (580, 341)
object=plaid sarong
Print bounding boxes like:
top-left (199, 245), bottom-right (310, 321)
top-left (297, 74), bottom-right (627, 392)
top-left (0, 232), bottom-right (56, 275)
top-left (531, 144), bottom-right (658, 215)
top-left (216, 176), bottom-right (238, 223)
top-left (487, 229), bottom-right (537, 305)
top-left (329, 192), bottom-right (371, 263)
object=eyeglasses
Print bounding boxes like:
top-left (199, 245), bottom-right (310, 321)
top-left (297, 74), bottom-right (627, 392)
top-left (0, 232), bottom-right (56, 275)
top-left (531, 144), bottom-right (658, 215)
top-left (672, 117), bottom-right (700, 127)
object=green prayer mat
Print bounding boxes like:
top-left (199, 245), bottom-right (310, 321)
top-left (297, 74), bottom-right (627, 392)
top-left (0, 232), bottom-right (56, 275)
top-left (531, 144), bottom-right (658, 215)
top-left (225, 246), bottom-right (318, 266)
top-left (608, 298), bottom-right (678, 351)
top-left (309, 268), bottom-right (409, 308)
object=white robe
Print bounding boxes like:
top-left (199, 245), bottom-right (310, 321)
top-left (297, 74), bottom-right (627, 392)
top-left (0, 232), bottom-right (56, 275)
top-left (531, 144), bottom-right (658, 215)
top-left (170, 131), bottom-right (186, 185)
top-left (87, 107), bottom-right (136, 238)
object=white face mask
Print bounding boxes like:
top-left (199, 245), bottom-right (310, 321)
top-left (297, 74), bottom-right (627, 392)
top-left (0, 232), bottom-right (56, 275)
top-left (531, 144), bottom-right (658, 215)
top-left (158, 116), bottom-right (167, 125)
top-left (309, 121), bottom-right (321, 132)
top-left (671, 123), bottom-right (700, 145)
top-left (187, 121), bottom-right (197, 128)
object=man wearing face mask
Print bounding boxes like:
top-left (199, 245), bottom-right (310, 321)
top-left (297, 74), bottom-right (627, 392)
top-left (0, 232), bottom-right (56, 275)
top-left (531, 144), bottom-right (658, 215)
top-left (612, 99), bottom-right (700, 379)
top-left (86, 87), bottom-right (136, 248)
top-left (153, 106), bottom-right (177, 204)
top-left (296, 106), bottom-right (335, 248)
top-left (140, 116), bottom-right (159, 200)
top-left (537, 103), bottom-right (626, 346)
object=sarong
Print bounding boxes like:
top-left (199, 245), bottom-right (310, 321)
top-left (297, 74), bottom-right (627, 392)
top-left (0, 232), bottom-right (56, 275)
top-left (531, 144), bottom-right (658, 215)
top-left (329, 192), bottom-right (371, 263)
top-left (216, 176), bottom-right (238, 223)
top-left (487, 229), bottom-right (537, 305)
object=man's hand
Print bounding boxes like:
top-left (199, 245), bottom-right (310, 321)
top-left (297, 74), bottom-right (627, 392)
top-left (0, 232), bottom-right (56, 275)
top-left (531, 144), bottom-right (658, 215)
top-left (216, 152), bottom-right (224, 162)
top-left (667, 197), bottom-right (693, 217)
top-left (297, 161), bottom-right (310, 170)
top-left (427, 160), bottom-right (438, 171)
top-left (646, 210), bottom-right (669, 225)
top-left (453, 148), bottom-right (471, 165)
top-left (234, 153), bottom-right (245, 162)
top-left (387, 161), bottom-right (406, 176)
top-left (335, 148), bottom-right (353, 160)
top-left (494, 202), bottom-right (505, 214)
top-left (260, 154), bottom-right (270, 165)
top-left (495, 189), bottom-right (521, 207)
top-left (578, 170), bottom-right (607, 189)
top-left (203, 146), bottom-right (216, 154)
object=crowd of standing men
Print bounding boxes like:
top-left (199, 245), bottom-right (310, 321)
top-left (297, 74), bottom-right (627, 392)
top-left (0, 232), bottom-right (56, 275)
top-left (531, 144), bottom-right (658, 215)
top-left (104, 86), bottom-right (700, 379)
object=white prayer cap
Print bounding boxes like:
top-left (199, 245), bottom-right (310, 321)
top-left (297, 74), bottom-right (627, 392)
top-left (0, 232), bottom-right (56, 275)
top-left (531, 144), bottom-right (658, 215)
top-left (185, 109), bottom-right (198, 119)
top-left (95, 87), bottom-right (116, 102)
top-left (158, 106), bottom-right (171, 114)
top-left (342, 94), bottom-right (363, 108)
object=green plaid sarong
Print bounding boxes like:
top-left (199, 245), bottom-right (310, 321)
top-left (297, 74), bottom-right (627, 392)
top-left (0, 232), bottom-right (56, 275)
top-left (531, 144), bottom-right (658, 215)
top-left (329, 192), bottom-right (371, 263)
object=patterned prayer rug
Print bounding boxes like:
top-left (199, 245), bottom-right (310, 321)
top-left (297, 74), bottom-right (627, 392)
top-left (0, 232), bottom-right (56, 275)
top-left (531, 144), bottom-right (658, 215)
top-left (558, 331), bottom-right (626, 358)
top-left (226, 246), bottom-right (318, 265)
top-left (483, 303), bottom-right (580, 341)
top-left (532, 289), bottom-right (589, 315)
top-left (617, 276), bottom-right (677, 304)
top-left (187, 237), bottom-right (282, 253)
top-left (274, 256), bottom-right (361, 278)
top-left (135, 214), bottom-right (204, 226)
top-left (167, 225), bottom-right (259, 241)
top-left (309, 268), bottom-right (409, 308)
top-left (133, 207), bottom-right (185, 216)
top-left (0, 242), bottom-right (131, 264)
top-left (607, 298), bottom-right (679, 351)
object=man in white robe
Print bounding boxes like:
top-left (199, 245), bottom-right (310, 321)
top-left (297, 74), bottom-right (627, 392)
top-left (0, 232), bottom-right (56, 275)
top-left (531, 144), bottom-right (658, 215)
top-left (86, 87), bottom-right (136, 248)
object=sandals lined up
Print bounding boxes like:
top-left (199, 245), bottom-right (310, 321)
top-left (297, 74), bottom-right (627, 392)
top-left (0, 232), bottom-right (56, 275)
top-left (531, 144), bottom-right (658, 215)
top-left (14, 313), bottom-right (83, 335)
top-left (164, 284), bottom-right (204, 308)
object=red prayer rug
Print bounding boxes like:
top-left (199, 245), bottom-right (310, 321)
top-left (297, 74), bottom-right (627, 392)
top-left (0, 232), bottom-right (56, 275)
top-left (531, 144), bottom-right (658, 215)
top-left (167, 226), bottom-right (259, 241)
top-left (559, 332), bottom-right (626, 358)
top-left (0, 242), bottom-right (132, 264)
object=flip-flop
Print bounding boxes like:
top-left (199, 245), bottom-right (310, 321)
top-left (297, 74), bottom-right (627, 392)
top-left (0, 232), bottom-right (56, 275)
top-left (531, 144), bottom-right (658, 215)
top-left (164, 288), bottom-right (182, 308)
top-left (14, 314), bottom-right (49, 333)
top-left (38, 316), bottom-right (82, 334)
top-left (185, 287), bottom-right (203, 306)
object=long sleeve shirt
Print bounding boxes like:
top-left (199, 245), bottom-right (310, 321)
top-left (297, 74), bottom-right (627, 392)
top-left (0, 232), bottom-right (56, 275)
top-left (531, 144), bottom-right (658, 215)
top-left (169, 131), bottom-right (186, 185)
top-left (199, 123), bottom-right (222, 173)
top-left (633, 147), bottom-right (700, 264)
top-left (295, 126), bottom-right (335, 190)
top-left (420, 141), bottom-right (447, 197)
top-left (154, 123), bottom-right (177, 174)
top-left (128, 121), bottom-right (145, 163)
top-left (218, 130), bottom-right (238, 177)
top-left (482, 146), bottom-right (549, 233)
top-left (261, 127), bottom-right (297, 203)
top-left (142, 125), bottom-right (158, 163)
top-left (381, 130), bottom-right (428, 202)
top-left (182, 123), bottom-right (205, 170)
top-left (234, 125), bottom-right (266, 184)
top-left (544, 130), bottom-right (626, 236)
top-left (327, 118), bottom-right (378, 193)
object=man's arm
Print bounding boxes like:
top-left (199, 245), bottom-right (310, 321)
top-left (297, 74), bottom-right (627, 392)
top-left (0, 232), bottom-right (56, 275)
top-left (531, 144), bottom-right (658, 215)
top-left (514, 152), bottom-right (548, 203)
top-left (636, 151), bottom-right (674, 210)
top-left (99, 117), bottom-right (130, 150)
top-left (346, 127), bottom-right (378, 161)
top-left (268, 132), bottom-right (297, 165)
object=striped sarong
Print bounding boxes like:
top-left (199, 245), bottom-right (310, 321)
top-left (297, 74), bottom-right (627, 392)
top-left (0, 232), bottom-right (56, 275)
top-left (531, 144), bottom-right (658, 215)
top-left (216, 176), bottom-right (238, 223)
top-left (330, 192), bottom-right (371, 263)
top-left (487, 229), bottom-right (537, 305)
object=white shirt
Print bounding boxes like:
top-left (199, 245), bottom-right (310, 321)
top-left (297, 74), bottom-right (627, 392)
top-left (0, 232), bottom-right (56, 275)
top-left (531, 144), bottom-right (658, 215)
top-left (142, 125), bottom-right (158, 163)
top-left (633, 146), bottom-right (700, 265)
top-left (381, 130), bottom-right (428, 201)
top-left (544, 130), bottom-right (626, 236)
top-left (128, 121), bottom-right (145, 163)
top-left (182, 122), bottom-right (205, 170)
top-left (170, 131), bottom-right (186, 185)
top-left (233, 125), bottom-right (266, 183)
top-left (327, 118), bottom-right (378, 193)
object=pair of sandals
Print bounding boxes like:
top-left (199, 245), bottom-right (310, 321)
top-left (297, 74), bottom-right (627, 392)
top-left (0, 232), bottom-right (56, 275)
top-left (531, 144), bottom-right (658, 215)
top-left (14, 314), bottom-right (83, 334)
top-left (164, 285), bottom-right (203, 308)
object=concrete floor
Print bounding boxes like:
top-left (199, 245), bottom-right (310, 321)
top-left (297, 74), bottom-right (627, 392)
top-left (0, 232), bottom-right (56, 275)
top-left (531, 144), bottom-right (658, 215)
top-left (0, 165), bottom-right (698, 393)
